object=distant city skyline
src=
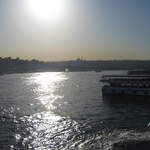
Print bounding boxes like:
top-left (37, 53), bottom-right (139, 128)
top-left (0, 0), bottom-right (150, 61)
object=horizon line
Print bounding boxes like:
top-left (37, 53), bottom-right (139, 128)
top-left (1, 56), bottom-right (150, 62)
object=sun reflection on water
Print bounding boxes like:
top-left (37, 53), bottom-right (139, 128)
top-left (19, 111), bottom-right (80, 150)
top-left (31, 72), bottom-right (68, 110)
top-left (16, 72), bottom-right (82, 149)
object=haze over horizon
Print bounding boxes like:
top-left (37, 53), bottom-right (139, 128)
top-left (0, 0), bottom-right (150, 61)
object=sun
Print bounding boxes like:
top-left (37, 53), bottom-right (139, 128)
top-left (28, 0), bottom-right (65, 20)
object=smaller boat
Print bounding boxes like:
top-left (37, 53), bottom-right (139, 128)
top-left (65, 68), bottom-right (69, 72)
top-left (101, 75), bottom-right (150, 96)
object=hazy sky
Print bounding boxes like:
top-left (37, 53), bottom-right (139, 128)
top-left (0, 0), bottom-right (150, 61)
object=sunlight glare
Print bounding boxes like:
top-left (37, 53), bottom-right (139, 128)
top-left (28, 0), bottom-right (65, 20)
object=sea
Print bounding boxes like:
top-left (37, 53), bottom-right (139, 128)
top-left (0, 71), bottom-right (150, 150)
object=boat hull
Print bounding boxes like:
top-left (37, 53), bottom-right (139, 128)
top-left (102, 85), bottom-right (150, 96)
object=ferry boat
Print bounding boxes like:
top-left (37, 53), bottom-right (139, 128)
top-left (101, 75), bottom-right (150, 96)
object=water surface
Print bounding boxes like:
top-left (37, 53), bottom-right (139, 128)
top-left (0, 71), bottom-right (150, 149)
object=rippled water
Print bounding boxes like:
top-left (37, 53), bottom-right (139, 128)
top-left (1, 71), bottom-right (150, 149)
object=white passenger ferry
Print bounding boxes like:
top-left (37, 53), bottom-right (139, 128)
top-left (101, 75), bottom-right (150, 96)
